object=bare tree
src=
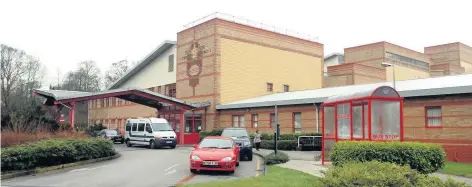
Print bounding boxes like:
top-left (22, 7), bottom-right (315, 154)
top-left (104, 59), bottom-right (130, 88)
top-left (60, 61), bottom-right (102, 92)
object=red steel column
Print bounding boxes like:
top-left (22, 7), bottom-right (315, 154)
top-left (179, 109), bottom-right (185, 145)
top-left (56, 105), bottom-right (61, 123)
top-left (400, 100), bottom-right (404, 142)
top-left (69, 102), bottom-right (76, 128)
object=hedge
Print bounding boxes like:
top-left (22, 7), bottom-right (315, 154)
top-left (1, 138), bottom-right (116, 171)
top-left (330, 141), bottom-right (446, 174)
top-left (264, 151), bottom-right (290, 165)
top-left (321, 161), bottom-right (467, 187)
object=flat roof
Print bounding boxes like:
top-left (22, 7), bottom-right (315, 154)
top-left (35, 87), bottom-right (210, 110)
top-left (216, 74), bottom-right (472, 110)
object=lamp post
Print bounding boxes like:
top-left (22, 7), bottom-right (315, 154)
top-left (381, 62), bottom-right (396, 89)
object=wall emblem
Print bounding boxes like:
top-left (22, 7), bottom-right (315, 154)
top-left (181, 42), bottom-right (211, 96)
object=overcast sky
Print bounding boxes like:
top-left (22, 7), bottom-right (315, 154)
top-left (1, 0), bottom-right (471, 88)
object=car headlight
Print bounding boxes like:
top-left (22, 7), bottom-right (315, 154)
top-left (243, 141), bottom-right (251, 147)
top-left (191, 155), bottom-right (201, 161)
top-left (221, 157), bottom-right (232, 162)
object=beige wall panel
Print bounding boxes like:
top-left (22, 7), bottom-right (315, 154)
top-left (219, 38), bottom-right (323, 104)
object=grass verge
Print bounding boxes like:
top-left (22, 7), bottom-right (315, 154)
top-left (440, 162), bottom-right (472, 178)
top-left (183, 166), bottom-right (322, 187)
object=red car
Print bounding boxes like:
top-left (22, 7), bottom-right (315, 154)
top-left (189, 136), bottom-right (240, 174)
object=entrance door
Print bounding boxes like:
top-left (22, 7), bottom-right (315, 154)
top-left (183, 114), bottom-right (202, 145)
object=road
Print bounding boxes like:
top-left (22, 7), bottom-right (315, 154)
top-left (2, 144), bottom-right (263, 187)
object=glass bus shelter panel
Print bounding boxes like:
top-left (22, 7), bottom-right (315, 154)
top-left (371, 100), bottom-right (401, 141)
top-left (363, 102), bottom-right (369, 139)
top-left (352, 104), bottom-right (364, 139)
top-left (337, 103), bottom-right (351, 140)
top-left (323, 106), bottom-right (336, 139)
top-left (323, 139), bottom-right (336, 162)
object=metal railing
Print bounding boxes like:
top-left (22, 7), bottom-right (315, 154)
top-left (182, 12), bottom-right (319, 43)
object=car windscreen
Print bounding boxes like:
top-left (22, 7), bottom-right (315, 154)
top-left (151, 123), bottom-right (173, 131)
top-left (221, 129), bottom-right (249, 138)
top-left (198, 138), bottom-right (233, 149)
top-left (105, 130), bottom-right (118, 135)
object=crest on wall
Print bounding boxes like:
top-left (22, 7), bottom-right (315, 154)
top-left (181, 42), bottom-right (211, 96)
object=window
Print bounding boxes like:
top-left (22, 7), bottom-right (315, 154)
top-left (385, 52), bottom-right (429, 70)
top-left (426, 106), bottom-right (442, 127)
top-left (232, 115), bottom-right (245, 127)
top-left (251, 114), bottom-right (258, 128)
top-left (165, 85), bottom-right (169, 96)
top-left (157, 86), bottom-right (161, 93)
top-left (132, 123), bottom-right (137, 131)
top-left (138, 123), bottom-right (145, 131)
top-left (168, 54), bottom-right (174, 72)
top-left (293, 112), bottom-right (302, 133)
top-left (145, 123), bottom-right (152, 133)
top-left (126, 122), bottom-right (131, 131)
top-left (284, 85), bottom-right (289, 92)
top-left (267, 83), bottom-right (273, 92)
top-left (169, 88), bottom-right (176, 98)
top-left (270, 113), bottom-right (277, 128)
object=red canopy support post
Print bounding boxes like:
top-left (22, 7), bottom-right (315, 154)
top-left (400, 100), bottom-right (404, 142)
top-left (68, 102), bottom-right (76, 128)
top-left (192, 110), bottom-right (195, 132)
top-left (179, 109), bottom-right (185, 145)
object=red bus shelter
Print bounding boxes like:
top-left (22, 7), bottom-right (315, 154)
top-left (34, 88), bottom-right (210, 145)
top-left (321, 86), bottom-right (404, 164)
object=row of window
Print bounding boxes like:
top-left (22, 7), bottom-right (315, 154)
top-left (232, 112), bottom-right (302, 133)
top-left (385, 52), bottom-right (430, 69)
top-left (266, 83), bottom-right (290, 92)
top-left (89, 84), bottom-right (176, 109)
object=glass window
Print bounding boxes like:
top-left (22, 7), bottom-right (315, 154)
top-left (352, 105), bottom-right (363, 138)
top-left (151, 123), bottom-right (173, 131)
top-left (371, 100), bottom-right (401, 140)
top-left (251, 114), bottom-right (258, 128)
top-left (284, 85), bottom-right (289, 92)
top-left (323, 106), bottom-right (335, 138)
top-left (145, 123), bottom-right (152, 133)
top-left (337, 103), bottom-right (351, 139)
top-left (168, 54), bottom-right (174, 72)
top-left (270, 113), bottom-right (277, 128)
top-left (138, 123), bottom-right (145, 131)
top-left (426, 106), bottom-right (442, 127)
top-left (267, 83), bottom-right (273, 92)
top-left (198, 138), bottom-right (233, 149)
top-left (385, 52), bottom-right (429, 69)
top-left (221, 128), bottom-right (249, 138)
top-left (232, 115), bottom-right (244, 127)
top-left (293, 112), bottom-right (302, 133)
top-left (132, 123), bottom-right (137, 131)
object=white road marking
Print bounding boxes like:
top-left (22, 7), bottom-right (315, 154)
top-left (68, 165), bottom-right (109, 173)
top-left (164, 164), bottom-right (179, 172)
top-left (164, 169), bottom-right (177, 176)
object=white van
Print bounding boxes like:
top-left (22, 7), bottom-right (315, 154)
top-left (124, 118), bottom-right (177, 149)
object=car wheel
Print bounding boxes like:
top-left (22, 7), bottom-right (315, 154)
top-left (126, 139), bottom-right (132, 147)
top-left (121, 139), bottom-right (124, 144)
top-left (190, 169), bottom-right (197, 174)
top-left (149, 140), bottom-right (155, 149)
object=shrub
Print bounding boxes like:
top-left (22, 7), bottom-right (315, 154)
top-left (321, 161), bottom-right (467, 187)
top-left (85, 123), bottom-right (107, 137)
top-left (264, 151), bottom-right (290, 165)
top-left (330, 141), bottom-right (446, 174)
top-left (1, 138), bottom-right (116, 171)
top-left (199, 129), bottom-right (224, 142)
top-left (259, 140), bottom-right (298, 151)
top-left (1, 130), bottom-right (88, 147)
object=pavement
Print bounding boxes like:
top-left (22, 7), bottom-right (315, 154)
top-left (1, 144), bottom-right (264, 187)
top-left (253, 148), bottom-right (328, 177)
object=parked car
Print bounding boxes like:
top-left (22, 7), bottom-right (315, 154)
top-left (221, 127), bottom-right (253, 161)
top-left (190, 136), bottom-right (240, 174)
top-left (98, 129), bottom-right (124, 144)
top-left (124, 117), bottom-right (177, 149)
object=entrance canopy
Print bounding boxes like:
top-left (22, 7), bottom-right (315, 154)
top-left (35, 87), bottom-right (210, 110)
top-left (34, 88), bottom-right (210, 145)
